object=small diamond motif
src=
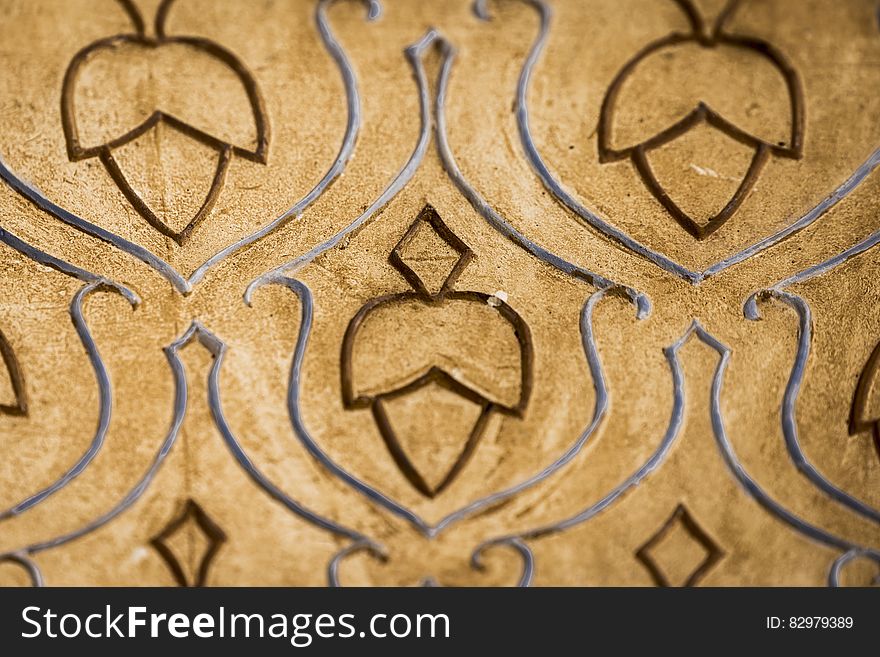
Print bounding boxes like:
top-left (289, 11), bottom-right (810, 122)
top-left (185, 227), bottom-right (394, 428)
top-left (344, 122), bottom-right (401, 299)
top-left (635, 504), bottom-right (723, 587)
top-left (389, 205), bottom-right (473, 298)
top-left (150, 499), bottom-right (227, 587)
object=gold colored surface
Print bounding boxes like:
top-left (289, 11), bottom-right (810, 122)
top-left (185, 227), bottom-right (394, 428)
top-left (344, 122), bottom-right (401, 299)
top-left (0, 0), bottom-right (879, 586)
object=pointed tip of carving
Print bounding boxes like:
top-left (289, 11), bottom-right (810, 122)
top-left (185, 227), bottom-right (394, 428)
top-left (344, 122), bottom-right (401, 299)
top-left (243, 276), bottom-right (272, 306)
top-left (89, 278), bottom-right (141, 308)
top-left (112, 282), bottom-right (142, 308)
top-left (743, 289), bottom-right (781, 321)
top-left (633, 291), bottom-right (652, 320)
top-left (743, 293), bottom-right (762, 321)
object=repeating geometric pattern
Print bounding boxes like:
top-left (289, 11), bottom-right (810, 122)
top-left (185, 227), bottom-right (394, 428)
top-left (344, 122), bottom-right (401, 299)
top-left (0, 0), bottom-right (878, 587)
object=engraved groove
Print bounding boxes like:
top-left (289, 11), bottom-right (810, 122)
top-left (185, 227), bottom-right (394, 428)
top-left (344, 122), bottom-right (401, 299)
top-left (0, 282), bottom-right (136, 521)
top-left (0, 326), bottom-right (27, 416)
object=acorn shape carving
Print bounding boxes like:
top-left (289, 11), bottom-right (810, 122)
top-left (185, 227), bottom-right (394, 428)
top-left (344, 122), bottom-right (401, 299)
top-left (342, 206), bottom-right (534, 498)
top-left (597, 0), bottom-right (803, 239)
top-left (61, 0), bottom-right (269, 245)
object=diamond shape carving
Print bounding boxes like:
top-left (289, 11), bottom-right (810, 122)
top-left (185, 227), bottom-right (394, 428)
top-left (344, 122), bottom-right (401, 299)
top-left (389, 204), bottom-right (473, 298)
top-left (635, 504), bottom-right (723, 587)
top-left (150, 499), bottom-right (227, 587)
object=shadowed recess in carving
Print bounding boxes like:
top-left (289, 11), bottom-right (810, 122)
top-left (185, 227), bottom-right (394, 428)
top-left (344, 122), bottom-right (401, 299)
top-left (341, 205), bottom-right (534, 498)
top-left (849, 340), bottom-right (880, 463)
top-left (0, 326), bottom-right (27, 416)
top-left (635, 503), bottom-right (724, 587)
top-left (150, 498), bottom-right (227, 587)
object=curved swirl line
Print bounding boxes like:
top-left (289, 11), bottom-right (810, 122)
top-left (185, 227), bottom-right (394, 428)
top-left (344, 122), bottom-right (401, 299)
top-left (764, 222), bottom-right (880, 292)
top-left (476, 317), bottom-right (687, 546)
top-left (1, 319), bottom-right (379, 580)
top-left (478, 321), bottom-right (880, 583)
top-left (274, 276), bottom-right (428, 532)
top-left (245, 28), bottom-right (651, 543)
top-left (246, 24), bottom-right (435, 300)
top-left (0, 553), bottom-right (44, 587)
top-left (828, 548), bottom-right (880, 587)
top-left (470, 537), bottom-right (534, 587)
top-left (431, 288), bottom-right (621, 534)
top-left (201, 321), bottom-right (379, 547)
top-left (745, 290), bottom-right (880, 525)
top-left (698, 322), bottom-right (876, 556)
top-left (0, 158), bottom-right (192, 293)
top-left (0, 281), bottom-right (137, 521)
top-left (188, 0), bottom-right (382, 287)
top-left (245, 28), bottom-right (648, 542)
top-left (328, 536), bottom-right (533, 586)
top-left (478, 0), bottom-right (698, 282)
top-left (431, 21), bottom-right (649, 314)
top-left (0, 319), bottom-right (190, 563)
top-left (0, 227), bottom-right (139, 304)
top-left (327, 540), bottom-right (388, 587)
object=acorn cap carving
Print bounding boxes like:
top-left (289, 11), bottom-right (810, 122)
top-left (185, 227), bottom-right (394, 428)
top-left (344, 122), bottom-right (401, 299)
top-left (62, 40), bottom-right (267, 161)
top-left (344, 297), bottom-right (529, 412)
top-left (62, 0), bottom-right (267, 161)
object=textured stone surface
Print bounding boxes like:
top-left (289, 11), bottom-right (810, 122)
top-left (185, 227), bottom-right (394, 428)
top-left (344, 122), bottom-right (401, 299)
top-left (0, 0), bottom-right (879, 586)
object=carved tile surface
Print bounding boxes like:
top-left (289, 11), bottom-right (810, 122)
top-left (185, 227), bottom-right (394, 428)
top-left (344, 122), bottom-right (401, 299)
top-left (0, 0), bottom-right (879, 587)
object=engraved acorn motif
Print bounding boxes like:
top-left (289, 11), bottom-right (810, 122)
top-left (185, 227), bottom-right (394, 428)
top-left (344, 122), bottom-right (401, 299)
top-left (597, 0), bottom-right (803, 239)
top-left (60, 0), bottom-right (269, 245)
top-left (341, 206), bottom-right (534, 498)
